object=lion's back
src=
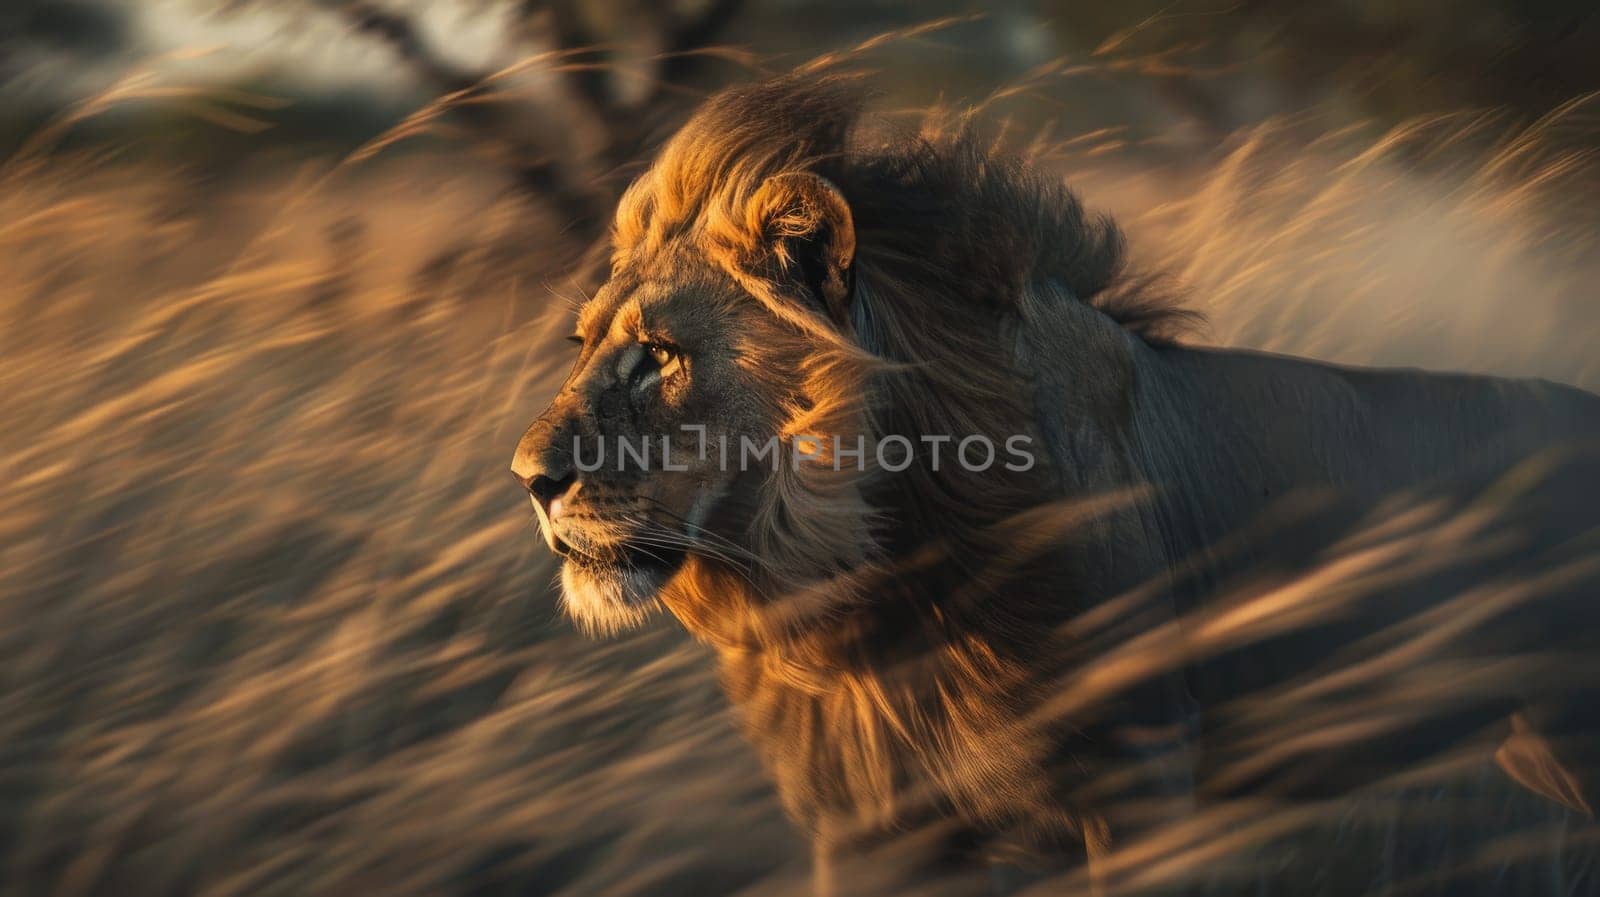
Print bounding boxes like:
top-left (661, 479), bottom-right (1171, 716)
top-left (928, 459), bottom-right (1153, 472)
top-left (1334, 363), bottom-right (1600, 475)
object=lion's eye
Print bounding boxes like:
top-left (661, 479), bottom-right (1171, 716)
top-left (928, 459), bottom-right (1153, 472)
top-left (646, 342), bottom-right (682, 379)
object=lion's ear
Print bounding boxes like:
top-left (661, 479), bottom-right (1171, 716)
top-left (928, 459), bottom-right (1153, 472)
top-left (751, 172), bottom-right (856, 326)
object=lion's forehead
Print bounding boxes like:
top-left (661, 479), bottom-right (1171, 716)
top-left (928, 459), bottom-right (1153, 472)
top-left (583, 256), bottom-right (749, 341)
top-left (575, 280), bottom-right (633, 343)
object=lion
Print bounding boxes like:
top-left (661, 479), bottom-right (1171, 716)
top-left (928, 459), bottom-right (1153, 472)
top-left (511, 73), bottom-right (1600, 895)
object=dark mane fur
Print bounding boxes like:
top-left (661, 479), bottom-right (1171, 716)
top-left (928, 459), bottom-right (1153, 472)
top-left (614, 72), bottom-right (1197, 345)
top-left (615, 73), bottom-right (1164, 858)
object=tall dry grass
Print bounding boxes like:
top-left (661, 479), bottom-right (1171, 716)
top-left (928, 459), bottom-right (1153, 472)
top-left (1075, 96), bottom-right (1600, 387)
top-left (2, 74), bottom-right (1598, 896)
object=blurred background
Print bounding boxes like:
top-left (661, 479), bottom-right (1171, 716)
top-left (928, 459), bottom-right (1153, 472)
top-left (2, 2), bottom-right (1599, 895)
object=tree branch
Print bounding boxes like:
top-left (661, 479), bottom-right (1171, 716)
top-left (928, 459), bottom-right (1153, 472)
top-left (327, 0), bottom-right (748, 244)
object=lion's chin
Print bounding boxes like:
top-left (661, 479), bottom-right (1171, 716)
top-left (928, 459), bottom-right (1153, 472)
top-left (557, 552), bottom-right (679, 637)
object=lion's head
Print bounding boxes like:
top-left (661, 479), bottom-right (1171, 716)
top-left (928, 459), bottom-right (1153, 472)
top-left (511, 78), bottom-right (880, 636)
top-left (511, 74), bottom-right (1188, 639)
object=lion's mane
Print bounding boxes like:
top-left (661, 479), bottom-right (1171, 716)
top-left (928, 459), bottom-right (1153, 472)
top-left (609, 74), bottom-right (1192, 841)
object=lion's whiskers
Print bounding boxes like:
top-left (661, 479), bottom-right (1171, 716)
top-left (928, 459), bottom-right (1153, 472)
top-left (618, 509), bottom-right (767, 591)
top-left (634, 499), bottom-right (770, 568)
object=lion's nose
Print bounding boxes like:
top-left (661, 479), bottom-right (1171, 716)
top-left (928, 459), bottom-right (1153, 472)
top-left (512, 422), bottom-right (580, 554)
top-left (526, 469), bottom-right (577, 519)
top-left (513, 464), bottom-right (579, 555)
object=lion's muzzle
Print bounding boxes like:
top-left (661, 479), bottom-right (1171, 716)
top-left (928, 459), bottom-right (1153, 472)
top-left (512, 415), bottom-right (579, 555)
